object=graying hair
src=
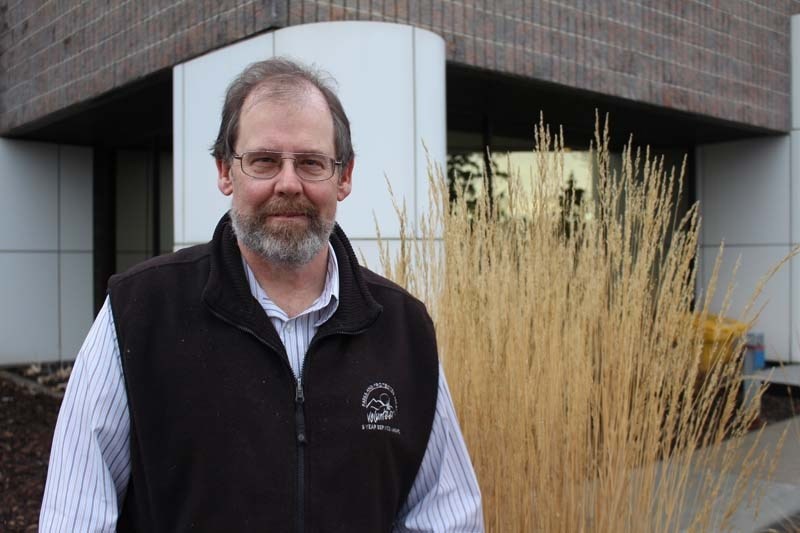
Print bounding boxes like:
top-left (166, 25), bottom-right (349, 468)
top-left (211, 57), bottom-right (354, 168)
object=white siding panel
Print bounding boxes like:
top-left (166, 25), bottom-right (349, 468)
top-left (700, 244), bottom-right (793, 362)
top-left (59, 146), bottom-right (93, 251)
top-left (700, 137), bottom-right (790, 246)
top-left (0, 252), bottom-right (59, 364)
top-left (59, 252), bottom-right (93, 361)
top-left (0, 140), bottom-right (59, 250)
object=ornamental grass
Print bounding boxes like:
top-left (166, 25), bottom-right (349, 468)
top-left (378, 117), bottom-right (789, 532)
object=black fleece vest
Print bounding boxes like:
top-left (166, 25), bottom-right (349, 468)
top-left (109, 215), bottom-right (439, 533)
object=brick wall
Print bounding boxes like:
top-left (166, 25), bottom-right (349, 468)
top-left (0, 1), bottom-right (794, 135)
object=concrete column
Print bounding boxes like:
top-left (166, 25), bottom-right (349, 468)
top-left (696, 137), bottom-right (792, 362)
top-left (790, 15), bottom-right (800, 365)
top-left (172, 21), bottom-right (446, 270)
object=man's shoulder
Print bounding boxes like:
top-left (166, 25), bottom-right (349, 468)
top-left (109, 242), bottom-right (212, 289)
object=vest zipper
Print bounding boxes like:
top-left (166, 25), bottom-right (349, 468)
top-left (295, 379), bottom-right (306, 533)
top-left (206, 305), bottom-right (372, 533)
top-left (205, 306), bottom-right (309, 532)
top-left (293, 326), bottom-right (371, 532)
top-left (292, 327), bottom-right (373, 533)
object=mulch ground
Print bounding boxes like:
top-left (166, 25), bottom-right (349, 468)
top-left (759, 385), bottom-right (800, 424)
top-left (0, 376), bottom-right (62, 532)
top-left (0, 366), bottom-right (798, 532)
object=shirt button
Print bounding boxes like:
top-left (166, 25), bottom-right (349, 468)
top-left (285, 323), bottom-right (293, 333)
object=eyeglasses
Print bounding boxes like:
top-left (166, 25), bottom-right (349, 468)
top-left (232, 151), bottom-right (342, 181)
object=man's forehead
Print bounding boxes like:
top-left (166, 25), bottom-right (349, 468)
top-left (242, 80), bottom-right (326, 114)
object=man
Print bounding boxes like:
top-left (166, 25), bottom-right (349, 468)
top-left (40, 58), bottom-right (483, 532)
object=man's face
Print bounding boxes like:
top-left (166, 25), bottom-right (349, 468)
top-left (216, 86), bottom-right (353, 265)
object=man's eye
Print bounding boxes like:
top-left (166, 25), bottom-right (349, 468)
top-left (299, 158), bottom-right (325, 169)
top-left (252, 155), bottom-right (279, 164)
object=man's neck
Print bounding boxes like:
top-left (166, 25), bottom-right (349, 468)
top-left (239, 242), bottom-right (329, 318)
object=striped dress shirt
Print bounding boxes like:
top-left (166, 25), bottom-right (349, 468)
top-left (40, 245), bottom-right (484, 532)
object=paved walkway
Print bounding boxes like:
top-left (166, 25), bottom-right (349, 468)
top-left (719, 416), bottom-right (800, 532)
top-left (719, 364), bottom-right (800, 532)
top-left (648, 415), bottom-right (800, 532)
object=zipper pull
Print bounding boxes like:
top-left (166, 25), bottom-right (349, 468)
top-left (295, 381), bottom-right (307, 445)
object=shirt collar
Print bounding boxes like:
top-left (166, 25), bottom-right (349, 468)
top-left (242, 243), bottom-right (340, 325)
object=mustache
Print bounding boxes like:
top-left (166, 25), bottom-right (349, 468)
top-left (257, 198), bottom-right (318, 217)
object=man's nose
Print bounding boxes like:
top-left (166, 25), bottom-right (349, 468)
top-left (273, 158), bottom-right (304, 194)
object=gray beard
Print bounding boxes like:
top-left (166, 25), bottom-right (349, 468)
top-left (230, 203), bottom-right (335, 267)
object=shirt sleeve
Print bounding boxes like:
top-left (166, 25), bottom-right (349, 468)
top-left (394, 365), bottom-right (485, 532)
top-left (39, 296), bottom-right (132, 532)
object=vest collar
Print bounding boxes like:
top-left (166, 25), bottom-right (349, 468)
top-left (202, 213), bottom-right (382, 346)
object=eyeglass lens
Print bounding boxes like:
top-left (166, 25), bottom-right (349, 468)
top-left (241, 151), bottom-right (334, 181)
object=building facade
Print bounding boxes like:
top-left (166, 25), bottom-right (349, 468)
top-left (1, 1), bottom-right (799, 364)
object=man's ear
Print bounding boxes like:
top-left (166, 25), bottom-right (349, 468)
top-left (337, 158), bottom-right (354, 201)
top-left (217, 158), bottom-right (234, 196)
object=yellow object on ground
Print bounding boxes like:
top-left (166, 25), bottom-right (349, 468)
top-left (699, 315), bottom-right (748, 373)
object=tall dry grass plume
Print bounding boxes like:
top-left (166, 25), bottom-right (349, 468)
top-left (378, 117), bottom-right (785, 532)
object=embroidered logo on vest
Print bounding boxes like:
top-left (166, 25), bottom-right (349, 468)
top-left (361, 382), bottom-right (400, 434)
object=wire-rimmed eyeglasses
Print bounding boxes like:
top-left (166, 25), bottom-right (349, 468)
top-left (232, 150), bottom-right (342, 181)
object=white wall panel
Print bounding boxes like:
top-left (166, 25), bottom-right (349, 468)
top-left (699, 137), bottom-right (790, 246)
top-left (788, 15), bottom-right (800, 362)
top-left (0, 140), bottom-right (59, 250)
top-left (176, 32), bottom-right (275, 246)
top-left (792, 255), bottom-right (800, 360)
top-left (697, 133), bottom-right (796, 362)
top-left (700, 245), bottom-right (792, 362)
top-left (792, 131), bottom-right (800, 245)
top-left (59, 145), bottom-right (93, 251)
top-left (413, 26), bottom-right (447, 236)
top-left (0, 252), bottom-right (59, 364)
top-left (173, 22), bottom-right (446, 246)
top-left (58, 146), bottom-right (94, 363)
top-left (792, 15), bottom-right (800, 131)
top-left (0, 139), bottom-right (94, 365)
top-left (173, 63), bottom-right (186, 245)
top-left (59, 252), bottom-right (93, 360)
top-left (274, 22), bottom-right (416, 239)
